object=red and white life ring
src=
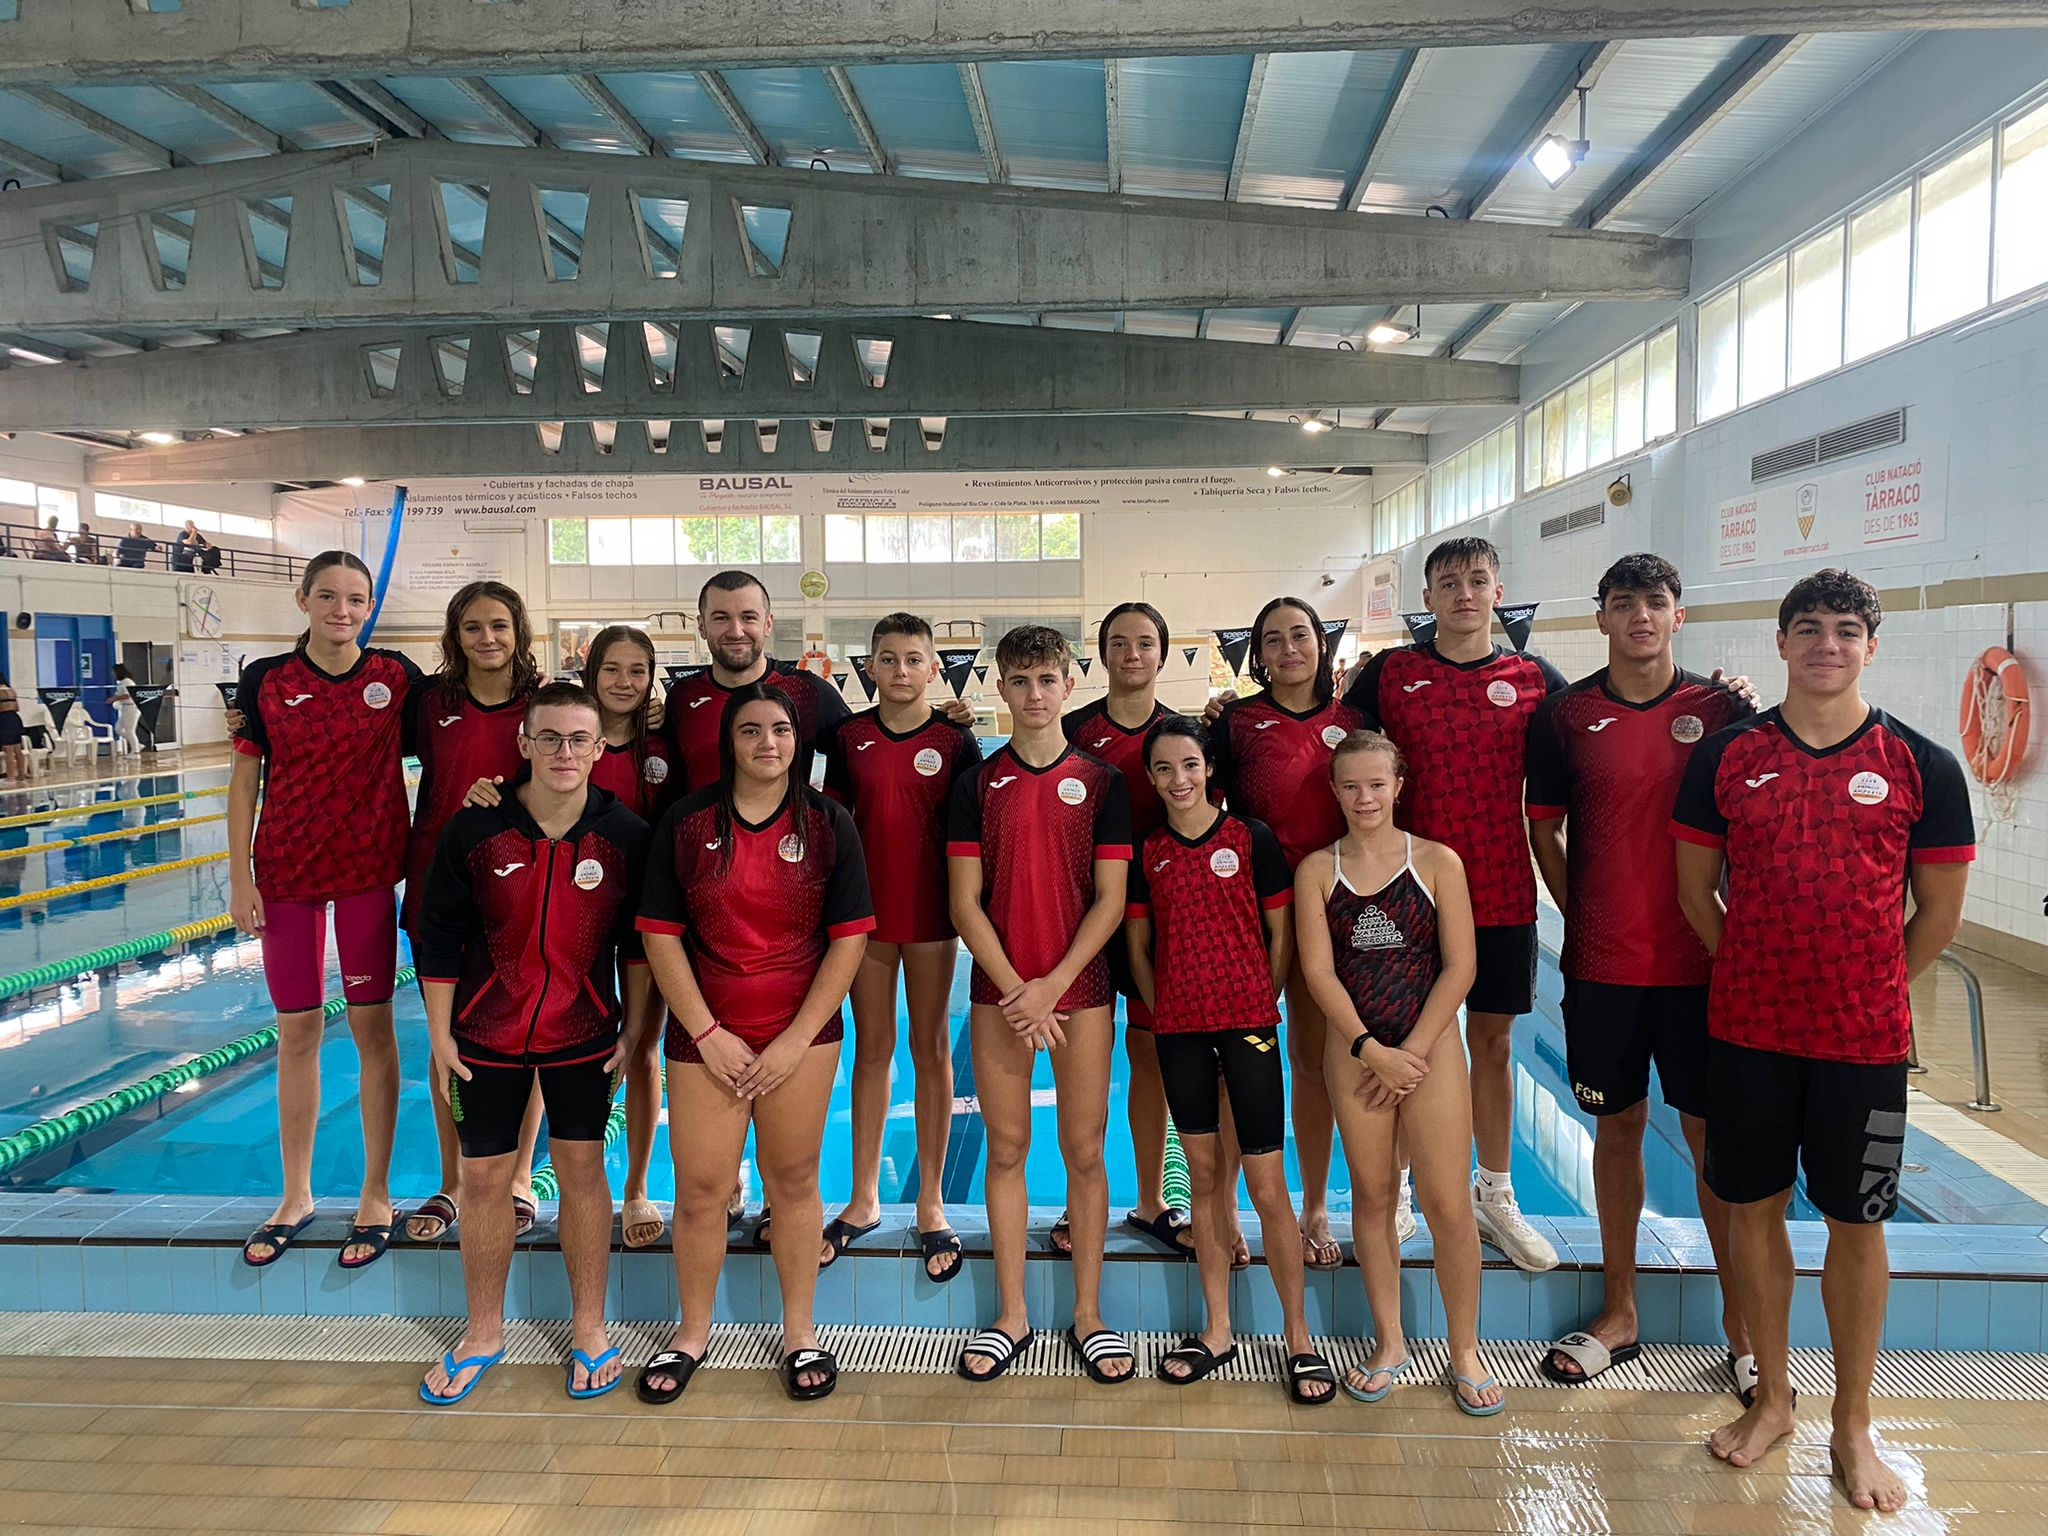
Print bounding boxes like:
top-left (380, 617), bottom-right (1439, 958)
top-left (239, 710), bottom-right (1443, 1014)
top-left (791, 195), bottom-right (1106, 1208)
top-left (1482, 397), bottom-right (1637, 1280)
top-left (1959, 647), bottom-right (2031, 786)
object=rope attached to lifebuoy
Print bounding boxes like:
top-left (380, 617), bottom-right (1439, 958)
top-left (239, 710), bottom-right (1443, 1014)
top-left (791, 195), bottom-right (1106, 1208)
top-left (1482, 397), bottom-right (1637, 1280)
top-left (1959, 647), bottom-right (2031, 787)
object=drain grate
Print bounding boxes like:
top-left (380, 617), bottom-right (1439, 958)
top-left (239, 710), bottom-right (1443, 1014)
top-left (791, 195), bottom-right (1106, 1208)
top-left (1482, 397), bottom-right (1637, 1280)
top-left (2, 1312), bottom-right (2046, 1401)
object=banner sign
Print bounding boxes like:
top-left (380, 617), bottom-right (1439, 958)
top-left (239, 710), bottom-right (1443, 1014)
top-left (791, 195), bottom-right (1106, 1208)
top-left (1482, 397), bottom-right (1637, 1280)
top-left (214, 682), bottom-right (238, 710)
top-left (1497, 603), bottom-right (1539, 653)
top-left (1715, 452), bottom-right (1947, 570)
top-left (936, 648), bottom-right (980, 698)
top-left (1321, 617), bottom-right (1352, 645)
top-left (38, 689), bottom-right (78, 733)
top-left (847, 654), bottom-right (875, 702)
top-left (1367, 587), bottom-right (1394, 620)
top-left (1213, 627), bottom-right (1254, 678)
top-left (1401, 611), bottom-right (1438, 646)
top-left (1077, 656), bottom-right (1093, 676)
top-left (1182, 647), bottom-right (1198, 666)
top-left (973, 666), bottom-right (989, 685)
top-left (133, 687), bottom-right (170, 734)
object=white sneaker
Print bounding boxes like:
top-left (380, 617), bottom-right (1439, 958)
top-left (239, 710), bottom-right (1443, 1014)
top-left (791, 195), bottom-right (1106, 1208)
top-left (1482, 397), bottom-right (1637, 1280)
top-left (1394, 1188), bottom-right (1417, 1246)
top-left (1473, 1183), bottom-right (1558, 1272)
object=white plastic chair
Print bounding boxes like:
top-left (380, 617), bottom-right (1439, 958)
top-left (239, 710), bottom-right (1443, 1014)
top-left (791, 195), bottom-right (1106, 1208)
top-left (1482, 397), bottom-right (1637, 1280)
top-left (57, 708), bottom-right (115, 769)
top-left (14, 699), bottom-right (56, 780)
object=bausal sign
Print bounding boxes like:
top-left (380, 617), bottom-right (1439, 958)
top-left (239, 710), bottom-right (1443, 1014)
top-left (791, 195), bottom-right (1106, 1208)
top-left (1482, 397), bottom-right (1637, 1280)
top-left (698, 477), bottom-right (792, 492)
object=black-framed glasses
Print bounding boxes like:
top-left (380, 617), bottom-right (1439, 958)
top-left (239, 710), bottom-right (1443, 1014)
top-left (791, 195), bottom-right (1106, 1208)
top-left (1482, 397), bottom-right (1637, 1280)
top-left (524, 730), bottom-right (601, 757)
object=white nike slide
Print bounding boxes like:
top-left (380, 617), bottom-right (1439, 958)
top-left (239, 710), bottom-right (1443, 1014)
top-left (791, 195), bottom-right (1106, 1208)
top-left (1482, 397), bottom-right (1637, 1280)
top-left (1539, 1330), bottom-right (1641, 1384)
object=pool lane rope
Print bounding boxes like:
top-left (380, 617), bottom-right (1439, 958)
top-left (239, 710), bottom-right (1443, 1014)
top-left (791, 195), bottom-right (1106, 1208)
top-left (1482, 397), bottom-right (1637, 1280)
top-left (0, 850), bottom-right (229, 911)
top-left (528, 1083), bottom-right (633, 1202)
top-left (0, 964), bottom-right (418, 1176)
top-left (0, 811), bottom-right (228, 861)
top-left (0, 912), bottom-right (237, 1002)
top-left (0, 786), bottom-right (228, 832)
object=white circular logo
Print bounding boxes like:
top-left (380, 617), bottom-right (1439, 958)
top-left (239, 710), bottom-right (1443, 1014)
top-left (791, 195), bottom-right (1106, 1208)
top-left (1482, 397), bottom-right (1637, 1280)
top-left (362, 681), bottom-right (392, 710)
top-left (777, 833), bottom-right (804, 862)
top-left (913, 746), bottom-right (943, 777)
top-left (1848, 771), bottom-right (1890, 806)
top-left (643, 755), bottom-right (669, 784)
top-left (1671, 715), bottom-right (1704, 744)
top-left (1320, 724), bottom-right (1348, 749)
top-left (572, 858), bottom-right (604, 890)
top-left (1486, 679), bottom-right (1518, 709)
top-left (1209, 847), bottom-right (1241, 878)
top-left (1056, 776), bottom-right (1087, 806)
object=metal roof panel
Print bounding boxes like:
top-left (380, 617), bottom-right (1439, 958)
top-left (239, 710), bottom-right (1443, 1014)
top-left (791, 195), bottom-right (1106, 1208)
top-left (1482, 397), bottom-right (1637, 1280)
top-left (841, 63), bottom-right (985, 181)
top-left (980, 59), bottom-right (1110, 190)
top-left (1236, 49), bottom-right (1412, 208)
top-left (1116, 54), bottom-right (1253, 200)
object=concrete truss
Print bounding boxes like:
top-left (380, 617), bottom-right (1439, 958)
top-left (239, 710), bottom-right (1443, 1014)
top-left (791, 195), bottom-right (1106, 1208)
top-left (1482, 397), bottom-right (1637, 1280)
top-left (0, 141), bottom-right (1690, 333)
top-left (84, 416), bottom-right (1426, 485)
top-left (0, 3), bottom-right (2038, 84)
top-left (0, 317), bottom-right (1519, 432)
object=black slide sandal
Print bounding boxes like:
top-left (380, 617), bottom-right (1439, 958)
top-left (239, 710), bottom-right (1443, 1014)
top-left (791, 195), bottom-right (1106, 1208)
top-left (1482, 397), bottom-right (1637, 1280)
top-left (918, 1227), bottom-right (964, 1283)
top-left (781, 1347), bottom-right (838, 1402)
top-left (957, 1327), bottom-right (1034, 1382)
top-left (1288, 1352), bottom-right (1338, 1405)
top-left (337, 1222), bottom-right (392, 1270)
top-left (1045, 1211), bottom-right (1072, 1255)
top-left (1157, 1336), bottom-right (1239, 1385)
top-left (241, 1213), bottom-right (315, 1268)
top-left (1124, 1208), bottom-right (1195, 1255)
top-left (1068, 1326), bottom-right (1136, 1386)
top-left (636, 1349), bottom-right (700, 1405)
top-left (819, 1216), bottom-right (879, 1270)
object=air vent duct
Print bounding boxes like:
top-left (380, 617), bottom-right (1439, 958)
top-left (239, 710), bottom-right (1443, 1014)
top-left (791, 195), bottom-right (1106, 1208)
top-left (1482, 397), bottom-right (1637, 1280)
top-left (1752, 408), bottom-right (1906, 482)
top-left (1540, 503), bottom-right (1606, 540)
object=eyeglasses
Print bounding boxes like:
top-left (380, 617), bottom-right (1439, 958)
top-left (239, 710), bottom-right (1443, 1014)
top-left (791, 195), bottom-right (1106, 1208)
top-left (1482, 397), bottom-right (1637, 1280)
top-left (524, 731), bottom-right (601, 756)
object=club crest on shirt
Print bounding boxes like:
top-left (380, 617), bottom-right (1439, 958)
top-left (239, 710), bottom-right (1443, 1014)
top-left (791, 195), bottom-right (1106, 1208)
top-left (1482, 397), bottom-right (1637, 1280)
top-left (777, 833), bottom-right (804, 862)
top-left (1847, 771), bottom-right (1890, 806)
top-left (913, 747), bottom-right (943, 777)
top-left (1320, 724), bottom-right (1348, 748)
top-left (1671, 715), bottom-right (1705, 743)
top-left (1209, 847), bottom-right (1241, 878)
top-left (1485, 679), bottom-right (1518, 708)
top-left (1350, 905), bottom-right (1404, 950)
top-left (362, 680), bottom-right (392, 709)
top-left (644, 755), bottom-right (669, 783)
top-left (1056, 776), bottom-right (1088, 806)
top-left (572, 858), bottom-right (605, 890)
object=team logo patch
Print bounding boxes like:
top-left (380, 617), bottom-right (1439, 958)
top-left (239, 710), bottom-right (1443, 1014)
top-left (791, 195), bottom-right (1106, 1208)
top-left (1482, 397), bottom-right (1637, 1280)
top-left (1848, 771), bottom-right (1890, 806)
top-left (913, 747), bottom-right (943, 777)
top-left (1485, 679), bottom-right (1518, 708)
top-left (1350, 905), bottom-right (1404, 950)
top-left (644, 755), bottom-right (669, 784)
top-left (1209, 847), bottom-right (1241, 878)
top-left (362, 681), bottom-right (392, 710)
top-left (777, 833), bottom-right (804, 862)
top-left (1056, 776), bottom-right (1088, 806)
top-left (1320, 724), bottom-right (1348, 749)
top-left (572, 858), bottom-right (605, 890)
top-left (1671, 715), bottom-right (1705, 744)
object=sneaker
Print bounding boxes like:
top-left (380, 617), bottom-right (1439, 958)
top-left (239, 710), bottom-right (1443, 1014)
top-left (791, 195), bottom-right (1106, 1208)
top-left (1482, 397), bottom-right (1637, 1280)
top-left (1394, 1188), bottom-right (1417, 1246)
top-left (1473, 1183), bottom-right (1558, 1272)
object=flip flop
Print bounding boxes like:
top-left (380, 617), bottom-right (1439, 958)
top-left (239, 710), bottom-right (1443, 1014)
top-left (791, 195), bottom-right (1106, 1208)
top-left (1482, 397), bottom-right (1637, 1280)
top-left (636, 1349), bottom-right (700, 1405)
top-left (1449, 1370), bottom-right (1506, 1417)
top-left (1302, 1232), bottom-right (1343, 1271)
top-left (240, 1212), bottom-right (315, 1268)
top-left (405, 1193), bottom-right (458, 1244)
top-left (565, 1346), bottom-right (623, 1400)
top-left (510, 1194), bottom-right (538, 1238)
top-left (1067, 1326), bottom-right (1136, 1386)
top-left (337, 1222), bottom-right (392, 1271)
top-left (781, 1347), bottom-right (839, 1402)
top-left (1157, 1336), bottom-right (1239, 1385)
top-left (957, 1326), bottom-right (1034, 1383)
top-left (1288, 1352), bottom-right (1338, 1406)
top-left (1046, 1211), bottom-right (1072, 1256)
top-left (819, 1216), bottom-right (880, 1269)
top-left (1229, 1232), bottom-right (1251, 1272)
top-left (1540, 1330), bottom-right (1642, 1385)
top-left (419, 1347), bottom-right (505, 1405)
top-left (1123, 1208), bottom-right (1195, 1255)
top-left (1340, 1355), bottom-right (1411, 1404)
top-left (918, 1227), bottom-right (964, 1283)
top-left (620, 1198), bottom-right (666, 1251)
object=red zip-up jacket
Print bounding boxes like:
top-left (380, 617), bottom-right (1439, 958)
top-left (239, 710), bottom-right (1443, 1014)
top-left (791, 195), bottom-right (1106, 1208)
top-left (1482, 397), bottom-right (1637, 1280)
top-left (414, 782), bottom-right (650, 1066)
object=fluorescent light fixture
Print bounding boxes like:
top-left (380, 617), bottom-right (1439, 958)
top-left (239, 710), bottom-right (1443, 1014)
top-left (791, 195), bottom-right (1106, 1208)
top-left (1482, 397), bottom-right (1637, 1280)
top-left (1365, 319), bottom-right (1419, 346)
top-left (139, 431), bottom-right (178, 445)
top-left (1300, 416), bottom-right (1330, 434)
top-left (1266, 465), bottom-right (1289, 478)
top-left (6, 345), bottom-right (63, 365)
top-left (340, 476), bottom-right (367, 487)
top-left (1530, 133), bottom-right (1585, 187)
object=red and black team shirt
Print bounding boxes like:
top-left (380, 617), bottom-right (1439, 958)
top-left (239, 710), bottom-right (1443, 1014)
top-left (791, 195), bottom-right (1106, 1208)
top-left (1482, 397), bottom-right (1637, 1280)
top-left (1210, 692), bottom-right (1367, 870)
top-left (1670, 707), bottom-right (1975, 1064)
top-left (1064, 697), bottom-right (1173, 842)
top-left (1345, 643), bottom-right (1568, 927)
top-left (1126, 811), bottom-right (1292, 1034)
top-left (1525, 668), bottom-right (1752, 987)
top-left (401, 686), bottom-right (529, 932)
top-left (235, 646), bottom-right (423, 902)
top-left (588, 735), bottom-right (677, 822)
top-left (662, 663), bottom-right (849, 793)
top-left (821, 707), bottom-right (983, 945)
top-left (414, 785), bottom-right (649, 1066)
top-left (947, 745), bottom-right (1132, 1007)
top-left (638, 785), bottom-right (875, 1053)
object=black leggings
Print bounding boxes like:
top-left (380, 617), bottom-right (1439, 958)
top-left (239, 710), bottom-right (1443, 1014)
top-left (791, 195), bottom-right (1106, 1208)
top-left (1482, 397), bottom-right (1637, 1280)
top-left (1154, 1027), bottom-right (1286, 1157)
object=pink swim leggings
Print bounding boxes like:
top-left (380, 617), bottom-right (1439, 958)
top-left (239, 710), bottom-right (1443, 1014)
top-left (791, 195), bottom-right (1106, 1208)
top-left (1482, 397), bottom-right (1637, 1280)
top-left (258, 889), bottom-right (399, 1014)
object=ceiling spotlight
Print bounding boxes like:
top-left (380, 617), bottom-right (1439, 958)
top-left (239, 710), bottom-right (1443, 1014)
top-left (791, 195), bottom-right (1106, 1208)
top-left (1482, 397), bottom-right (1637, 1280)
top-left (340, 476), bottom-right (367, 487)
top-left (1266, 466), bottom-right (1289, 478)
top-left (6, 345), bottom-right (63, 365)
top-left (139, 431), bottom-right (178, 445)
top-left (1300, 415), bottom-right (1331, 434)
top-left (1530, 85), bottom-right (1592, 188)
top-left (1365, 319), bottom-right (1419, 346)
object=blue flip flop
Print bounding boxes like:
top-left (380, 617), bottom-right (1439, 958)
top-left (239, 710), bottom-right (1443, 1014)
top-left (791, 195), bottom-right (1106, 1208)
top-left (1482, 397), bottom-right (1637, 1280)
top-left (418, 1348), bottom-right (505, 1406)
top-left (1340, 1355), bottom-right (1411, 1403)
top-left (566, 1346), bottom-right (623, 1400)
top-left (1450, 1369), bottom-right (1506, 1417)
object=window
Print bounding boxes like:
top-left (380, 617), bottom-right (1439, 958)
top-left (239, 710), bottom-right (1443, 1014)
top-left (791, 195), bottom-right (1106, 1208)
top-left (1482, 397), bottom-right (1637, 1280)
top-left (909, 515), bottom-right (950, 562)
top-left (1371, 479), bottom-right (1424, 553)
top-left (0, 478), bottom-right (36, 510)
top-left (1740, 259), bottom-right (1788, 406)
top-left (954, 515), bottom-right (994, 561)
top-left (1788, 226), bottom-right (1844, 385)
top-left (864, 514), bottom-right (907, 563)
top-left (1425, 423), bottom-right (1514, 534)
top-left (1586, 362), bottom-right (1615, 467)
top-left (160, 502), bottom-right (216, 534)
top-left (676, 516), bottom-right (719, 563)
top-left (219, 513), bottom-right (272, 542)
top-left (550, 517), bottom-right (587, 563)
top-left (1997, 98), bottom-right (2048, 299)
top-left (98, 494), bottom-right (162, 525)
top-left (824, 513), bottom-right (863, 563)
top-left (588, 518), bottom-right (632, 565)
top-left (1524, 326), bottom-right (1677, 492)
top-left (717, 515), bottom-right (760, 563)
top-left (996, 514), bottom-right (1039, 561)
top-left (815, 509), bottom-right (1060, 563)
top-left (1562, 377), bottom-right (1590, 479)
top-left (631, 516), bottom-right (673, 565)
top-left (1698, 287), bottom-right (1740, 421)
top-left (38, 486), bottom-right (79, 533)
top-left (761, 513), bottom-right (800, 563)
top-left (1846, 185), bottom-right (1912, 362)
top-left (1613, 345), bottom-right (1645, 456)
top-left (1643, 328), bottom-right (1678, 441)
top-left (1914, 138), bottom-right (1992, 333)
top-left (1040, 511), bottom-right (1080, 560)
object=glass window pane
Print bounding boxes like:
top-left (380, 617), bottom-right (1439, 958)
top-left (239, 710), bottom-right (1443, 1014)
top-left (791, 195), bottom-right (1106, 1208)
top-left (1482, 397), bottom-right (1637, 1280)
top-left (1740, 258), bottom-right (1789, 405)
top-left (630, 516), bottom-right (672, 565)
top-left (1847, 185), bottom-right (1912, 361)
top-left (909, 515), bottom-right (950, 562)
top-left (1522, 408), bottom-right (1542, 490)
top-left (0, 478), bottom-right (35, 509)
top-left (588, 518), bottom-right (631, 565)
top-left (1698, 287), bottom-right (1740, 420)
top-left (1645, 327), bottom-right (1678, 440)
top-left (1040, 511), bottom-right (1080, 559)
top-left (1495, 427), bottom-right (1515, 507)
top-left (675, 516), bottom-right (719, 563)
top-left (549, 518), bottom-right (587, 564)
top-left (1541, 395), bottom-right (1567, 486)
top-left (761, 513), bottom-right (800, 562)
top-left (1563, 377), bottom-right (1590, 478)
top-left (1914, 137), bottom-right (1992, 333)
top-left (1788, 225), bottom-right (1845, 385)
top-left (824, 513), bottom-right (863, 562)
top-left (864, 514), bottom-right (906, 563)
top-left (1587, 362), bottom-right (1615, 467)
top-left (1612, 345), bottom-right (1645, 455)
top-left (954, 514), bottom-right (993, 561)
top-left (717, 515), bottom-right (760, 562)
top-left (1997, 99), bottom-right (2048, 299)
top-left (996, 513), bottom-right (1039, 561)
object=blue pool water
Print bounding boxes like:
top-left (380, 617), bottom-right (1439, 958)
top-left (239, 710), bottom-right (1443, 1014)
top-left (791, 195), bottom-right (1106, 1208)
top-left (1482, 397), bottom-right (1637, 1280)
top-left (0, 761), bottom-right (1752, 1222)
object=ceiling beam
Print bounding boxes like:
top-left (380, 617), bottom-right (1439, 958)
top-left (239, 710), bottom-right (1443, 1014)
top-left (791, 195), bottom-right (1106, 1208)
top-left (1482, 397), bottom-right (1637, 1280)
top-left (695, 69), bottom-right (774, 166)
top-left (1446, 303), bottom-right (1511, 359)
top-left (959, 63), bottom-right (1007, 186)
top-left (566, 74), bottom-right (658, 157)
top-left (1463, 41), bottom-right (1625, 221)
top-left (0, 136), bottom-right (64, 184)
top-left (1104, 60), bottom-right (1123, 195)
top-left (447, 77), bottom-right (551, 150)
top-left (158, 84), bottom-right (282, 154)
top-left (308, 81), bottom-right (396, 139)
top-left (823, 66), bottom-right (889, 175)
top-left (9, 86), bottom-right (174, 171)
top-left (334, 79), bottom-right (433, 141)
top-left (1, 2), bottom-right (2036, 82)
top-left (1340, 49), bottom-right (1423, 214)
top-left (1223, 54), bottom-right (1270, 204)
top-left (0, 316), bottom-right (1520, 432)
top-left (87, 413), bottom-right (1425, 485)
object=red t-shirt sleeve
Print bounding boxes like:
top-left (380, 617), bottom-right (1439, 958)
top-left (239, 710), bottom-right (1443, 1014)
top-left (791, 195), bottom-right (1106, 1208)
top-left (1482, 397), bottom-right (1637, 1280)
top-left (1908, 733), bottom-right (1978, 863)
top-left (1670, 731), bottom-right (1731, 849)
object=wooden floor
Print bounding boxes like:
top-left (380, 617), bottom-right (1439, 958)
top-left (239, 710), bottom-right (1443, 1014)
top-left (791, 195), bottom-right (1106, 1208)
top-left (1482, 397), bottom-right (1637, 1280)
top-left (0, 1353), bottom-right (2043, 1535)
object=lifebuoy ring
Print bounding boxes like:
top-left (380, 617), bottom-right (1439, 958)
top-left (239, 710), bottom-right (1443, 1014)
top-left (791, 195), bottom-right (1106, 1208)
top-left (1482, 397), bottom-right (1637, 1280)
top-left (799, 647), bottom-right (834, 680)
top-left (1959, 647), bottom-right (2030, 786)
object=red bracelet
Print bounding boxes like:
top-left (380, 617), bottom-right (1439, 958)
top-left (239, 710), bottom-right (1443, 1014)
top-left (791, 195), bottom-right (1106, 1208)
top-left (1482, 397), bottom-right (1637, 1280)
top-left (689, 1020), bottom-right (723, 1045)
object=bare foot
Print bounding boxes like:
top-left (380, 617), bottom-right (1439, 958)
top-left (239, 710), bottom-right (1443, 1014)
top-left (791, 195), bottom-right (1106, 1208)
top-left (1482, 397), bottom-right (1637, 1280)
top-left (1831, 1432), bottom-right (1909, 1513)
top-left (1708, 1396), bottom-right (1796, 1467)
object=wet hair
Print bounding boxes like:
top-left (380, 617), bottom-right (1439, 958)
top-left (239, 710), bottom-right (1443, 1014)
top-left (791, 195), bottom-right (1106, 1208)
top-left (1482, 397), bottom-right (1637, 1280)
top-left (994, 624), bottom-right (1072, 677)
top-left (712, 682), bottom-right (803, 869)
top-left (1142, 713), bottom-right (1212, 771)
top-left (1330, 728), bottom-right (1406, 780)
top-left (437, 579), bottom-right (541, 708)
top-left (1597, 553), bottom-right (1683, 607)
top-left (523, 681), bottom-right (601, 730)
top-left (1778, 567), bottom-right (1883, 636)
top-left (1098, 600), bottom-right (1169, 655)
top-left (698, 568), bottom-right (769, 612)
top-left (294, 549), bottom-right (374, 648)
top-left (1423, 535), bottom-right (1501, 585)
top-left (581, 624), bottom-right (658, 780)
top-left (1247, 595), bottom-right (1334, 702)
top-left (871, 611), bottom-right (934, 650)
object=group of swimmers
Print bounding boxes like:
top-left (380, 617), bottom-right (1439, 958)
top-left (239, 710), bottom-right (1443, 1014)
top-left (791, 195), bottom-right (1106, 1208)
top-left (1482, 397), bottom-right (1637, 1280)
top-left (222, 536), bottom-right (1966, 1513)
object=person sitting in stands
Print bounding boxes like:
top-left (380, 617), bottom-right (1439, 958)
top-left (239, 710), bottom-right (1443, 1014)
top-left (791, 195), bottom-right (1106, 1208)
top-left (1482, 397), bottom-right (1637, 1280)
top-left (32, 517), bottom-right (68, 561)
top-left (116, 523), bottom-right (156, 569)
top-left (70, 523), bottom-right (104, 565)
